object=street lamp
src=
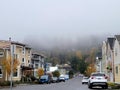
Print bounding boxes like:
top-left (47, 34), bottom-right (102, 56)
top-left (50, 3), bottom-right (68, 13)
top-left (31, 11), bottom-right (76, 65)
top-left (96, 56), bottom-right (102, 72)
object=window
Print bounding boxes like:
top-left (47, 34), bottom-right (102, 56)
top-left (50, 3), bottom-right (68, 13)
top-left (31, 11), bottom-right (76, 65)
top-left (116, 66), bottom-right (118, 74)
top-left (0, 52), bottom-right (4, 57)
top-left (0, 66), bottom-right (3, 78)
top-left (13, 69), bottom-right (18, 77)
top-left (14, 54), bottom-right (18, 59)
top-left (22, 47), bottom-right (25, 54)
top-left (115, 48), bottom-right (117, 56)
top-left (28, 49), bottom-right (30, 54)
top-left (22, 58), bottom-right (24, 62)
top-left (35, 64), bottom-right (39, 69)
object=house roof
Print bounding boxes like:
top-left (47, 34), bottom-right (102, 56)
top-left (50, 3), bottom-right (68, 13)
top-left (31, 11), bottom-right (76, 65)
top-left (115, 35), bottom-right (120, 44)
top-left (0, 40), bottom-right (31, 49)
top-left (96, 51), bottom-right (102, 59)
top-left (107, 37), bottom-right (115, 50)
top-left (32, 52), bottom-right (45, 58)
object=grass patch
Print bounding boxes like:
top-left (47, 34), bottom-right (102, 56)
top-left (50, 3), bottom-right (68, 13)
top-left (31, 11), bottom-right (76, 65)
top-left (108, 82), bottom-right (120, 89)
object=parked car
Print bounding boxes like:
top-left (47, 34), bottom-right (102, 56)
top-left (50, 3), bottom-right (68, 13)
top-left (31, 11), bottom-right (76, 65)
top-left (52, 77), bottom-right (59, 83)
top-left (88, 72), bottom-right (108, 89)
top-left (59, 76), bottom-right (65, 82)
top-left (39, 75), bottom-right (52, 84)
top-left (82, 77), bottom-right (89, 84)
top-left (64, 75), bottom-right (69, 80)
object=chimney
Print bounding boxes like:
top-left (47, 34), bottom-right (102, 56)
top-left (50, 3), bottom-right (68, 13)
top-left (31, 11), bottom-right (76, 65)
top-left (9, 37), bottom-right (11, 41)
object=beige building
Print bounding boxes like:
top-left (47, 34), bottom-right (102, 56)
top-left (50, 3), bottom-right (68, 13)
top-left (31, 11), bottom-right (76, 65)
top-left (102, 35), bottom-right (120, 83)
top-left (113, 35), bottom-right (120, 83)
top-left (102, 41), bottom-right (107, 74)
top-left (106, 38), bottom-right (115, 82)
top-left (0, 40), bottom-right (32, 81)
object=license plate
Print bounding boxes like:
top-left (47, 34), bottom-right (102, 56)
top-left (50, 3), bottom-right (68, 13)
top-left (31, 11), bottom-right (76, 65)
top-left (94, 83), bottom-right (105, 85)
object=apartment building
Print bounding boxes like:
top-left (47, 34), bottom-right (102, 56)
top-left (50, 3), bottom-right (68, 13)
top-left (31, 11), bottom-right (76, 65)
top-left (31, 52), bottom-right (45, 78)
top-left (0, 40), bottom-right (32, 81)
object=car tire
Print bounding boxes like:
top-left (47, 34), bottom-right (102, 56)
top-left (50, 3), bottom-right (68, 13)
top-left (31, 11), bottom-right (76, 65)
top-left (105, 85), bottom-right (108, 89)
top-left (88, 84), bottom-right (92, 89)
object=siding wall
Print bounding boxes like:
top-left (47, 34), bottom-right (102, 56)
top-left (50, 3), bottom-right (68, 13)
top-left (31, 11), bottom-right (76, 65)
top-left (114, 40), bottom-right (120, 83)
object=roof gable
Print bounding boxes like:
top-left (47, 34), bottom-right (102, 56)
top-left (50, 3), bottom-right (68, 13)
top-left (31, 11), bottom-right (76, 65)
top-left (107, 37), bottom-right (115, 50)
top-left (115, 35), bottom-right (120, 44)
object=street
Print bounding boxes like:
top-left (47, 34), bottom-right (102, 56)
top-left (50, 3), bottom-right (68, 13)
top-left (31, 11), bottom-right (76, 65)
top-left (2, 76), bottom-right (106, 90)
top-left (2, 76), bottom-right (88, 90)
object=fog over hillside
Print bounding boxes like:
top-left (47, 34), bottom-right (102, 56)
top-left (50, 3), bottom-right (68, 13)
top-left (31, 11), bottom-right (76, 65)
top-left (23, 34), bottom-right (110, 54)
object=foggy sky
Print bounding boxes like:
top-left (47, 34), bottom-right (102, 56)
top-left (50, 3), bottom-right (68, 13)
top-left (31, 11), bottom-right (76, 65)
top-left (0, 0), bottom-right (120, 44)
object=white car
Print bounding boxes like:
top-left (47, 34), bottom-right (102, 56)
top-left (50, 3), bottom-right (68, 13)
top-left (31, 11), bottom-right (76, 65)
top-left (82, 77), bottom-right (89, 84)
top-left (59, 76), bottom-right (65, 82)
top-left (88, 72), bottom-right (108, 89)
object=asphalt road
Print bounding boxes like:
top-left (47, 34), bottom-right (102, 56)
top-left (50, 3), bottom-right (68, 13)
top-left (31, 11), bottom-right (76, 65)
top-left (1, 76), bottom-right (107, 90)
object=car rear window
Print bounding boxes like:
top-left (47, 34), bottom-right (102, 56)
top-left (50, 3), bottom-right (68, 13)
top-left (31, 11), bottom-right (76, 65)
top-left (83, 77), bottom-right (88, 79)
top-left (92, 73), bottom-right (105, 76)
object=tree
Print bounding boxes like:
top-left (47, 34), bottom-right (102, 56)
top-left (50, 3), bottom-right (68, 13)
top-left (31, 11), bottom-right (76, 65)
top-left (68, 70), bottom-right (74, 78)
top-left (89, 48), bottom-right (96, 64)
top-left (70, 55), bottom-right (88, 74)
top-left (37, 68), bottom-right (44, 78)
top-left (2, 56), bottom-right (20, 81)
top-left (85, 63), bottom-right (96, 76)
top-left (79, 59), bottom-right (88, 74)
top-left (71, 56), bottom-right (80, 72)
top-left (75, 50), bottom-right (82, 59)
top-left (52, 70), bottom-right (60, 77)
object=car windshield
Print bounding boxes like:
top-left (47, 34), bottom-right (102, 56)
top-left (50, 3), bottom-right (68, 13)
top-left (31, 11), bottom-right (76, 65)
top-left (41, 75), bottom-right (48, 79)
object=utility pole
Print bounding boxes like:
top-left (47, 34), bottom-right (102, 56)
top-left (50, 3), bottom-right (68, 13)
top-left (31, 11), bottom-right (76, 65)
top-left (9, 37), bottom-right (13, 90)
top-left (112, 50), bottom-right (115, 82)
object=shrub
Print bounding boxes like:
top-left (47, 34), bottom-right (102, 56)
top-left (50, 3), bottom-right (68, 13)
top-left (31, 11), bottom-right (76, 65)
top-left (14, 80), bottom-right (21, 84)
top-left (68, 70), bottom-right (74, 79)
top-left (30, 76), bottom-right (37, 82)
top-left (108, 82), bottom-right (115, 87)
top-left (0, 81), bottom-right (14, 86)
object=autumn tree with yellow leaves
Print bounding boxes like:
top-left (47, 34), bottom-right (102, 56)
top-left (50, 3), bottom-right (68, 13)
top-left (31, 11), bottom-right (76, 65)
top-left (85, 63), bottom-right (96, 76)
top-left (37, 68), bottom-right (44, 78)
top-left (2, 56), bottom-right (20, 81)
top-left (75, 50), bottom-right (82, 59)
top-left (85, 48), bottom-right (96, 76)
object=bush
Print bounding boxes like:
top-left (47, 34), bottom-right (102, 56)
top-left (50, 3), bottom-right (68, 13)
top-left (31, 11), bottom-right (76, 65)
top-left (30, 76), bottom-right (37, 82)
top-left (112, 84), bottom-right (120, 89)
top-left (0, 81), bottom-right (14, 86)
top-left (14, 80), bottom-right (21, 84)
top-left (108, 82), bottom-right (115, 87)
top-left (52, 70), bottom-right (60, 77)
top-left (68, 70), bottom-right (74, 79)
